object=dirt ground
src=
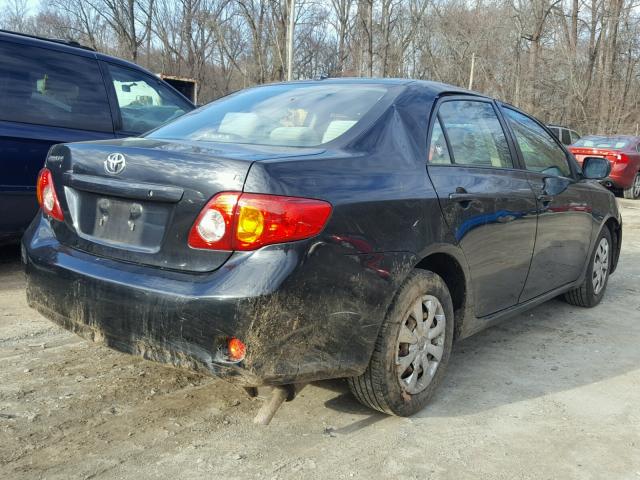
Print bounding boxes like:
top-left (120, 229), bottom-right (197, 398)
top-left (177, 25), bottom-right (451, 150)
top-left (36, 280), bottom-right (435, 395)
top-left (1, 201), bottom-right (639, 480)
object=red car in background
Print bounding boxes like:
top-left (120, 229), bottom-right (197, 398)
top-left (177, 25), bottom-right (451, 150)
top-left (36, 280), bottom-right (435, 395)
top-left (569, 135), bottom-right (640, 199)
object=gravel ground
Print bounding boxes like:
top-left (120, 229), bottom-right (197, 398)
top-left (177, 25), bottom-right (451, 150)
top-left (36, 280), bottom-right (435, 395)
top-left (1, 200), bottom-right (639, 480)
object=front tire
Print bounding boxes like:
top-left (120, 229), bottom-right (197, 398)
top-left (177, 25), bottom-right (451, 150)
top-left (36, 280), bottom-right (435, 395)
top-left (348, 270), bottom-right (454, 416)
top-left (623, 172), bottom-right (640, 199)
top-left (563, 227), bottom-right (612, 307)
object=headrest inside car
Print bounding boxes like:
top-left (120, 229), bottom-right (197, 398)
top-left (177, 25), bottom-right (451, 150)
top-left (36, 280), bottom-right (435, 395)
top-left (269, 127), bottom-right (319, 146)
top-left (219, 112), bottom-right (260, 137)
top-left (322, 120), bottom-right (357, 143)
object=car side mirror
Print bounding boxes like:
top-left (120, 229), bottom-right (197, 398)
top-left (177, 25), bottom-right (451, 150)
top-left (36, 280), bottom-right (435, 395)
top-left (582, 157), bottom-right (611, 180)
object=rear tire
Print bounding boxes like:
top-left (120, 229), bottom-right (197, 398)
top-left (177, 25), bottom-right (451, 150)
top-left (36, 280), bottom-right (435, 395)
top-left (563, 227), bottom-right (612, 308)
top-left (623, 172), bottom-right (640, 199)
top-left (348, 270), bottom-right (454, 416)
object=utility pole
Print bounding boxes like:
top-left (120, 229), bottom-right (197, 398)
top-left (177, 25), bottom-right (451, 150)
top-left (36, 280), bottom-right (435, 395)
top-left (468, 52), bottom-right (476, 90)
top-left (287, 0), bottom-right (295, 81)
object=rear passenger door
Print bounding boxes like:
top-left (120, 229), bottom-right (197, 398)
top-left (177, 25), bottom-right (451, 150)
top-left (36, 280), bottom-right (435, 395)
top-left (0, 40), bottom-right (115, 236)
top-left (500, 106), bottom-right (593, 301)
top-left (427, 97), bottom-right (538, 317)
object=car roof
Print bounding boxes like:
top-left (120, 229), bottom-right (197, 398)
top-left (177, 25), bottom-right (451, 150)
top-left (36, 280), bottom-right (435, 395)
top-left (253, 77), bottom-right (484, 98)
top-left (0, 29), bottom-right (163, 81)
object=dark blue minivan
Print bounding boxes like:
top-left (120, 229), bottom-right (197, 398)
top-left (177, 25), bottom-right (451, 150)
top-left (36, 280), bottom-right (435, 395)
top-left (0, 30), bottom-right (194, 244)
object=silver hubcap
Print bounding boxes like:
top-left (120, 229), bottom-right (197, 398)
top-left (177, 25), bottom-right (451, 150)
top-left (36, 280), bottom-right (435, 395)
top-left (592, 237), bottom-right (610, 295)
top-left (396, 295), bottom-right (446, 395)
top-left (634, 173), bottom-right (640, 198)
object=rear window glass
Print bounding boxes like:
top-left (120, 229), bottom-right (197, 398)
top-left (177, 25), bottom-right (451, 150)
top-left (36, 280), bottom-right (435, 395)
top-left (573, 136), bottom-right (630, 149)
top-left (0, 42), bottom-right (112, 132)
top-left (148, 84), bottom-right (388, 147)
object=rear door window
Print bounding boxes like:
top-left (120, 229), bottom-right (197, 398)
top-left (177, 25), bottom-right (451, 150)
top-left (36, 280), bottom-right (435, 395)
top-left (0, 42), bottom-right (112, 132)
top-left (504, 108), bottom-right (571, 177)
top-left (437, 100), bottom-right (513, 168)
top-left (428, 118), bottom-right (453, 164)
top-left (106, 63), bottom-right (191, 134)
top-left (561, 128), bottom-right (572, 145)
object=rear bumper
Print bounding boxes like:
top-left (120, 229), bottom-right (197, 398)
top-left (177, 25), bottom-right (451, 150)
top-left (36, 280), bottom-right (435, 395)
top-left (606, 163), bottom-right (637, 189)
top-left (23, 215), bottom-right (405, 386)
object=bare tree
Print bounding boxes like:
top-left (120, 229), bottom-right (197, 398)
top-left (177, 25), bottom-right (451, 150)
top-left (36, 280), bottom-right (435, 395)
top-left (5, 0), bottom-right (640, 135)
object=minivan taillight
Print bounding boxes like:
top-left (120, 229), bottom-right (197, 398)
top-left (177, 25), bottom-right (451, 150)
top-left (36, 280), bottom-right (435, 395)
top-left (36, 168), bottom-right (64, 221)
top-left (188, 192), bottom-right (332, 251)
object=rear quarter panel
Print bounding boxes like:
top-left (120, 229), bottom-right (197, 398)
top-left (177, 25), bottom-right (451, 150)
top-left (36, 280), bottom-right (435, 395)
top-left (242, 150), bottom-right (464, 377)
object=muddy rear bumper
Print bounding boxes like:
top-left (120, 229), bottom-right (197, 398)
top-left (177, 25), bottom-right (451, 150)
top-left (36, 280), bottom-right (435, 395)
top-left (24, 230), bottom-right (266, 385)
top-left (23, 215), bottom-right (405, 386)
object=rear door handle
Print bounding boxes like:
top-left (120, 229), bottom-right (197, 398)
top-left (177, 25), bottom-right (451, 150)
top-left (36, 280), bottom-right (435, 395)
top-left (449, 193), bottom-right (478, 202)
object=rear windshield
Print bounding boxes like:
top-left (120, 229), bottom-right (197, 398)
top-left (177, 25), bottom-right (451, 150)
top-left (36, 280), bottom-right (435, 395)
top-left (147, 84), bottom-right (388, 147)
top-left (573, 136), bottom-right (630, 149)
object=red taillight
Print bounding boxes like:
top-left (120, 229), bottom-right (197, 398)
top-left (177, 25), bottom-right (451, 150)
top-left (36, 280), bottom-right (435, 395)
top-left (188, 192), bottom-right (332, 251)
top-left (227, 337), bottom-right (246, 362)
top-left (188, 192), bottom-right (239, 250)
top-left (36, 168), bottom-right (64, 221)
top-left (616, 153), bottom-right (629, 163)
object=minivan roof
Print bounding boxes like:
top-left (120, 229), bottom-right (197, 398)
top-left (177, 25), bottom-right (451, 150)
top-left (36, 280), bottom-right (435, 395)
top-left (0, 29), bottom-right (179, 91)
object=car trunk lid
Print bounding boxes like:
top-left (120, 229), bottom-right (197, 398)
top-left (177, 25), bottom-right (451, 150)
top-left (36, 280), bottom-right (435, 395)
top-left (46, 138), bottom-right (321, 272)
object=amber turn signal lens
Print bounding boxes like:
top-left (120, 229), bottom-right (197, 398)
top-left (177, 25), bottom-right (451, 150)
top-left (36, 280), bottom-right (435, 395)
top-left (237, 205), bottom-right (265, 243)
top-left (227, 337), bottom-right (246, 362)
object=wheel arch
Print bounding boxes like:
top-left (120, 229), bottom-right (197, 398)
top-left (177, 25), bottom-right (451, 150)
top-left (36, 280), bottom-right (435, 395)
top-left (414, 246), bottom-right (472, 340)
top-left (603, 216), bottom-right (622, 274)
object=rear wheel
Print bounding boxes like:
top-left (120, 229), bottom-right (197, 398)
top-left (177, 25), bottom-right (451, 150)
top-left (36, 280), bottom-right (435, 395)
top-left (623, 172), bottom-right (640, 199)
top-left (563, 227), bottom-right (612, 307)
top-left (348, 270), bottom-right (454, 416)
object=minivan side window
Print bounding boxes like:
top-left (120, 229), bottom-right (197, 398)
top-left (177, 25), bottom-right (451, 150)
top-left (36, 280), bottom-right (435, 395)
top-left (428, 117), bottom-right (453, 164)
top-left (106, 63), bottom-right (190, 134)
top-left (504, 108), bottom-right (572, 177)
top-left (438, 100), bottom-right (512, 168)
top-left (0, 42), bottom-right (112, 132)
top-left (561, 128), bottom-right (572, 146)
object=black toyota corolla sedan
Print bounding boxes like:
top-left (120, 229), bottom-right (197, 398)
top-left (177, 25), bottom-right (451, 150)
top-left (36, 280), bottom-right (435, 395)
top-left (23, 79), bottom-right (622, 417)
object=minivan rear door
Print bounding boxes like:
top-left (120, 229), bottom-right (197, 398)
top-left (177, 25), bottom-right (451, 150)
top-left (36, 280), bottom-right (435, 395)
top-left (0, 38), bottom-right (115, 238)
top-left (427, 97), bottom-right (538, 318)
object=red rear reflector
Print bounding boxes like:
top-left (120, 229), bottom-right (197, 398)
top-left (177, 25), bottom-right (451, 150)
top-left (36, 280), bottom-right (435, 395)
top-left (36, 168), bottom-right (64, 221)
top-left (188, 192), bottom-right (332, 251)
top-left (227, 337), bottom-right (246, 362)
